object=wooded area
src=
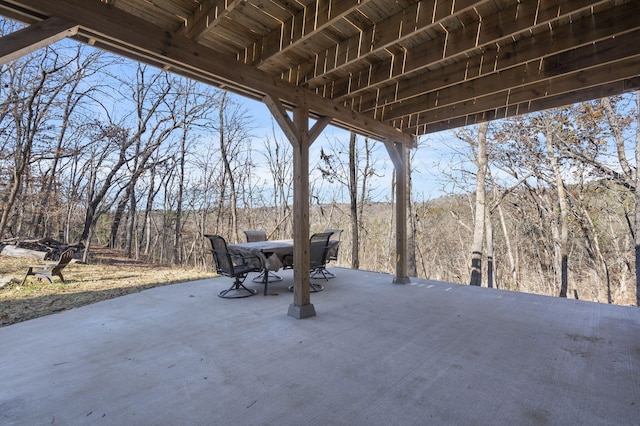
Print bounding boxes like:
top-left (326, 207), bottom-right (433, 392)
top-left (1, 19), bottom-right (638, 306)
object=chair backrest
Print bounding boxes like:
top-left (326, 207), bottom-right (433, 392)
top-left (52, 248), bottom-right (76, 274)
top-left (309, 232), bottom-right (332, 269)
top-left (244, 230), bottom-right (267, 242)
top-left (323, 229), bottom-right (343, 261)
top-left (204, 234), bottom-right (235, 277)
top-left (324, 229), bottom-right (343, 241)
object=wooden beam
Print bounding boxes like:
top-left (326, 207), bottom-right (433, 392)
top-left (293, 0), bottom-right (483, 86)
top-left (322, 0), bottom-right (616, 101)
top-left (0, 17), bottom-right (78, 66)
top-left (416, 77), bottom-right (640, 134)
top-left (309, 116), bottom-right (331, 145)
top-left (289, 105), bottom-right (313, 318)
top-left (0, 0), bottom-right (414, 146)
top-left (397, 55), bottom-right (640, 131)
top-left (265, 92), bottom-right (330, 318)
top-left (358, 2), bottom-right (640, 117)
top-left (263, 94), bottom-right (299, 146)
top-left (183, 0), bottom-right (246, 42)
top-left (245, 0), bottom-right (371, 68)
top-left (382, 28), bottom-right (640, 122)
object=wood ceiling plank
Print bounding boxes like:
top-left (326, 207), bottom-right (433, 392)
top-left (2, 0), bottom-right (413, 143)
top-left (299, 0), bottom-right (487, 86)
top-left (324, 0), bottom-right (612, 100)
top-left (416, 77), bottom-right (640, 134)
top-left (114, 0), bottom-right (184, 28)
top-left (245, 0), bottom-right (369, 68)
top-left (396, 55), bottom-right (640, 131)
top-left (354, 0), bottom-right (640, 114)
top-left (183, 0), bottom-right (247, 41)
top-left (298, 0), bottom-right (457, 84)
top-left (380, 28), bottom-right (640, 121)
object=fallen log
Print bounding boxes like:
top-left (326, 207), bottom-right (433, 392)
top-left (0, 244), bottom-right (47, 260)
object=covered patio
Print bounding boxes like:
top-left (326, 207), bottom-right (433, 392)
top-left (1, 0), bottom-right (639, 317)
top-left (2, 269), bottom-right (639, 425)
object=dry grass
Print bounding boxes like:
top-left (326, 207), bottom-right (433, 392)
top-left (0, 249), bottom-right (217, 327)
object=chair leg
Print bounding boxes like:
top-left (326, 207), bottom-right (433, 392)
top-left (218, 276), bottom-right (257, 298)
top-left (262, 267), bottom-right (268, 296)
top-left (252, 269), bottom-right (282, 283)
top-left (22, 269), bottom-right (32, 285)
top-left (310, 282), bottom-right (324, 292)
top-left (288, 281), bottom-right (324, 293)
top-left (310, 266), bottom-right (333, 280)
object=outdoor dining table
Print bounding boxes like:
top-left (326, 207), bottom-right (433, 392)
top-left (228, 239), bottom-right (295, 272)
top-left (228, 238), bottom-right (339, 295)
top-left (228, 239), bottom-right (339, 272)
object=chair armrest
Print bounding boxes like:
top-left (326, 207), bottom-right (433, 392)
top-left (28, 262), bottom-right (55, 270)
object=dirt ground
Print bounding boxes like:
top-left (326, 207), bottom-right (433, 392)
top-left (0, 248), bottom-right (216, 327)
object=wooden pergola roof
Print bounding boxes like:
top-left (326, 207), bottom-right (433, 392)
top-left (1, 0), bottom-right (639, 317)
top-left (2, 0), bottom-right (638, 145)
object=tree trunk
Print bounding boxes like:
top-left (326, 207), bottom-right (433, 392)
top-left (470, 122), bottom-right (488, 286)
top-left (407, 147), bottom-right (417, 277)
top-left (485, 206), bottom-right (494, 288)
top-left (219, 92), bottom-right (239, 242)
top-left (174, 120), bottom-right (187, 265)
top-left (349, 132), bottom-right (360, 269)
top-left (545, 124), bottom-right (569, 298)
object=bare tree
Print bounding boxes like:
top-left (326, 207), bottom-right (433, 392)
top-left (262, 118), bottom-right (293, 238)
top-left (0, 42), bottom-right (83, 238)
top-left (456, 122), bottom-right (489, 286)
top-left (317, 132), bottom-right (385, 269)
top-left (107, 66), bottom-right (176, 252)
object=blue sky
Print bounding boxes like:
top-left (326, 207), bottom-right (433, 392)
top-left (2, 16), bottom-right (457, 203)
top-left (235, 94), bottom-right (455, 202)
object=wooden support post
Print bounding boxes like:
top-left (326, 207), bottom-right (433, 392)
top-left (385, 141), bottom-right (410, 284)
top-left (289, 105), bottom-right (313, 318)
top-left (263, 94), bottom-right (329, 318)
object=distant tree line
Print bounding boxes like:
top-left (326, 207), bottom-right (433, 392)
top-left (1, 18), bottom-right (638, 305)
top-left (417, 95), bottom-right (640, 306)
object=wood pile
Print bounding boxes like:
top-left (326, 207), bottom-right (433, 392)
top-left (0, 237), bottom-right (84, 260)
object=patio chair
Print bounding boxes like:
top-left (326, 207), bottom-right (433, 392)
top-left (22, 247), bottom-right (76, 285)
top-left (285, 231), bottom-right (333, 292)
top-left (243, 230), bottom-right (268, 242)
top-left (243, 229), bottom-right (283, 286)
top-left (204, 234), bottom-right (262, 298)
top-left (310, 228), bottom-right (343, 279)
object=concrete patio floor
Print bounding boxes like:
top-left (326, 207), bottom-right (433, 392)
top-left (1, 268), bottom-right (639, 425)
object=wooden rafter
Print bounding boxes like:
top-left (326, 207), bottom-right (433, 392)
top-left (0, 0), bottom-right (637, 137)
top-left (182, 0), bottom-right (246, 42)
top-left (384, 29), bottom-right (640, 124)
top-left (324, 0), bottom-right (615, 102)
top-left (401, 63), bottom-right (640, 132)
top-left (355, 1), bottom-right (640, 116)
top-left (0, 16), bottom-right (78, 65)
top-left (0, 0), bottom-right (414, 145)
top-left (244, 0), bottom-right (372, 69)
top-left (293, 0), bottom-right (486, 87)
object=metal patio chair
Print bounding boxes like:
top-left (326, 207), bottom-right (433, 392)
top-left (205, 234), bottom-right (262, 298)
top-left (310, 228), bottom-right (343, 279)
top-left (285, 231), bottom-right (333, 292)
top-left (243, 230), bottom-right (283, 286)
